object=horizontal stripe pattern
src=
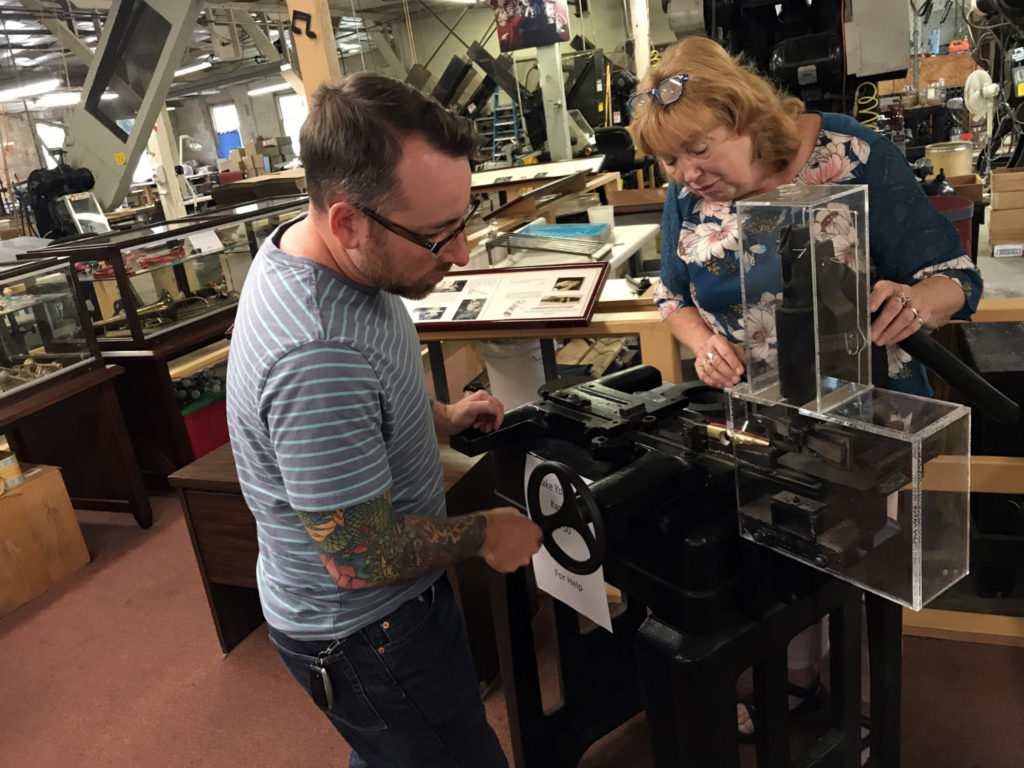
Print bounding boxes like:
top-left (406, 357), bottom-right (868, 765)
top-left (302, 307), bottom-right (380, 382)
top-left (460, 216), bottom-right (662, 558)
top-left (227, 216), bottom-right (442, 640)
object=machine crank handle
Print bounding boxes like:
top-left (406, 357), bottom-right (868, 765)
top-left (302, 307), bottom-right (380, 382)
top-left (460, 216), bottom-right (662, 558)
top-left (898, 330), bottom-right (1020, 425)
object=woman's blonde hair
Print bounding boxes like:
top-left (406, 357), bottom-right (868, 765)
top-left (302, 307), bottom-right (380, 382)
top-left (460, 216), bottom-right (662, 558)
top-left (629, 37), bottom-right (804, 172)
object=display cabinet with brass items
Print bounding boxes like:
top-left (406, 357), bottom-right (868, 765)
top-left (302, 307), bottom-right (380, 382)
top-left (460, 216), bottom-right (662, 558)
top-left (20, 197), bottom-right (308, 486)
top-left (0, 258), bottom-right (150, 526)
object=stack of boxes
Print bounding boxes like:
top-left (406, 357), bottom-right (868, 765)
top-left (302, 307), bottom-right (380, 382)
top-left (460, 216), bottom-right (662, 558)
top-left (988, 167), bottom-right (1024, 258)
top-left (219, 136), bottom-right (297, 178)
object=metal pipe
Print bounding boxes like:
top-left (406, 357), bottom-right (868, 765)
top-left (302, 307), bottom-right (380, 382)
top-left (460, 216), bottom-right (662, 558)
top-left (416, 0), bottom-right (474, 51)
top-left (424, 5), bottom-right (469, 69)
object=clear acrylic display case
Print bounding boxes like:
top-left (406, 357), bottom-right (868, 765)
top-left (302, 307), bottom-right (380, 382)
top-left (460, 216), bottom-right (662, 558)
top-left (726, 388), bottom-right (970, 610)
top-left (735, 184), bottom-right (871, 412)
top-left (728, 183), bottom-right (971, 610)
top-left (0, 258), bottom-right (101, 400)
top-left (26, 196), bottom-right (306, 351)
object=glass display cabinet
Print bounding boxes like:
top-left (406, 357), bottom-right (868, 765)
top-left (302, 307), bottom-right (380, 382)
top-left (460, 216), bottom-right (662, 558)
top-left (17, 196), bottom-right (307, 486)
top-left (0, 258), bottom-right (151, 527)
top-left (0, 257), bottom-right (102, 402)
top-left (27, 196), bottom-right (307, 352)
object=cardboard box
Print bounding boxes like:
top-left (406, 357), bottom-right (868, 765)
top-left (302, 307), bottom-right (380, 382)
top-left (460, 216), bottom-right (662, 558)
top-left (991, 167), bottom-right (1024, 194)
top-left (262, 136), bottom-right (292, 148)
top-left (0, 465), bottom-right (90, 618)
top-left (228, 147), bottom-right (245, 162)
top-left (992, 189), bottom-right (1024, 210)
top-left (987, 208), bottom-right (1024, 244)
top-left (946, 174), bottom-right (984, 203)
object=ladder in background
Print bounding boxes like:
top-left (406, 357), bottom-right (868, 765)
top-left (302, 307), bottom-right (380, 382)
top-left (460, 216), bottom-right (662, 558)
top-left (490, 89), bottom-right (520, 160)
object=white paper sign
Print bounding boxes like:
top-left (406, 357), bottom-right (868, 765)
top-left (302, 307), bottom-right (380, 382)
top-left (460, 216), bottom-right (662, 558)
top-left (524, 453), bottom-right (613, 632)
top-left (186, 229), bottom-right (225, 254)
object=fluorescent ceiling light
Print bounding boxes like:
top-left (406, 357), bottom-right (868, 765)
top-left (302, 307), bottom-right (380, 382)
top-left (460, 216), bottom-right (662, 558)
top-left (247, 82), bottom-right (291, 96)
top-left (0, 79), bottom-right (60, 102)
top-left (32, 91), bottom-right (82, 108)
top-left (166, 106), bottom-right (176, 111)
top-left (101, 92), bottom-right (118, 100)
top-left (174, 61), bottom-right (212, 77)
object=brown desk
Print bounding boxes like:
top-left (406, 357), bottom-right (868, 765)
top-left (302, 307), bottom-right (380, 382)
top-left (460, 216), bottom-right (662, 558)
top-left (169, 443), bottom-right (499, 682)
top-left (4, 365), bottom-right (152, 528)
top-left (169, 443), bottom-right (263, 653)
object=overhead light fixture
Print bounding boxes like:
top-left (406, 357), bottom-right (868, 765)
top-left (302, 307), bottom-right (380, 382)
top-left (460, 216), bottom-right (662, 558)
top-left (166, 106), bottom-right (177, 111)
top-left (0, 79), bottom-right (60, 103)
top-left (31, 91), bottom-right (82, 108)
top-left (247, 82), bottom-right (291, 96)
top-left (101, 92), bottom-right (118, 101)
top-left (174, 61), bottom-right (212, 77)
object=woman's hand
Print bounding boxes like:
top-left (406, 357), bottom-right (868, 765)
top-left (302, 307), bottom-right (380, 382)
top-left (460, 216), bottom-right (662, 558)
top-left (869, 277), bottom-right (965, 347)
top-left (694, 334), bottom-right (746, 388)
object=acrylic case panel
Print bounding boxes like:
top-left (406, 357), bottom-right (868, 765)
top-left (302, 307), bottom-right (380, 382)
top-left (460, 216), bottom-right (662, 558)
top-left (726, 388), bottom-right (970, 610)
top-left (0, 260), bottom-right (99, 397)
top-left (735, 184), bottom-right (871, 412)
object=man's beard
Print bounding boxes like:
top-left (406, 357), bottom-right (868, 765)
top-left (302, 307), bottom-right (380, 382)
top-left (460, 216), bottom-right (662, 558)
top-left (362, 233), bottom-right (451, 299)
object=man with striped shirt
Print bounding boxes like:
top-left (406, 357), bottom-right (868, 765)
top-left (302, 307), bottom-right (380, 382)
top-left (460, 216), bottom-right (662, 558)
top-left (227, 75), bottom-right (542, 768)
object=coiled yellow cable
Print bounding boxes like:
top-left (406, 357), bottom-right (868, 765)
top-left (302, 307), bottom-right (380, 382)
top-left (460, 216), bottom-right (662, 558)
top-left (854, 81), bottom-right (880, 131)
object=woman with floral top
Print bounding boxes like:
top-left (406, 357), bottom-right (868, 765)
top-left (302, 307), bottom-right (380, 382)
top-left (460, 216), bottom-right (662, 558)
top-left (627, 35), bottom-right (982, 740)
top-left (630, 36), bottom-right (980, 395)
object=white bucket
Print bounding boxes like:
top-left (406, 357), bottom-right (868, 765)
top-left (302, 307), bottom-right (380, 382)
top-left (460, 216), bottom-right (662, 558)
top-left (481, 340), bottom-right (547, 409)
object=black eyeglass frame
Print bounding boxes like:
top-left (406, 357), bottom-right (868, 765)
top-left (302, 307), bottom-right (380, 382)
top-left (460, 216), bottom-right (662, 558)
top-left (355, 197), bottom-right (481, 258)
top-left (627, 74), bottom-right (692, 119)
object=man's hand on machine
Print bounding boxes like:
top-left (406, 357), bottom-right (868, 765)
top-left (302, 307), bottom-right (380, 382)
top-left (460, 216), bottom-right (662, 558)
top-left (437, 390), bottom-right (505, 435)
top-left (479, 507), bottom-right (543, 573)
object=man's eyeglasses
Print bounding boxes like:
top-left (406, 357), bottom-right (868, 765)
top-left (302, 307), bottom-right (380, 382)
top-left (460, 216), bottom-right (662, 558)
top-left (355, 197), bottom-right (481, 257)
top-left (627, 74), bottom-right (692, 119)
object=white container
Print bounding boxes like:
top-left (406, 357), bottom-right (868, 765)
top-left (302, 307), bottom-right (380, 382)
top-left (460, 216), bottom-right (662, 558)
top-left (481, 340), bottom-right (547, 409)
top-left (924, 140), bottom-right (973, 179)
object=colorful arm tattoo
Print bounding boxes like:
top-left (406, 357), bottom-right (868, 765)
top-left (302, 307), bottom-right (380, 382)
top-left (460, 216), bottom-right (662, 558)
top-left (295, 494), bottom-right (486, 589)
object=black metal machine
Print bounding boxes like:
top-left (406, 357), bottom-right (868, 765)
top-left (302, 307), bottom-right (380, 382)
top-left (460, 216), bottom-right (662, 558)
top-left (450, 356), bottom-right (1015, 767)
top-left (452, 366), bottom-right (888, 768)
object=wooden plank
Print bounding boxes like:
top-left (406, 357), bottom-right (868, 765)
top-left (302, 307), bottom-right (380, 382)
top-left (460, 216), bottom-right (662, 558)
top-left (920, 455), bottom-right (1024, 494)
top-left (972, 297), bottom-right (1024, 323)
top-left (167, 339), bottom-right (231, 380)
top-left (878, 54), bottom-right (978, 95)
top-left (903, 607), bottom-right (1024, 647)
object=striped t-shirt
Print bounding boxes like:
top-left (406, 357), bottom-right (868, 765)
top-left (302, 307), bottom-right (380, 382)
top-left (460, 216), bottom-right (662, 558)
top-left (226, 214), bottom-right (443, 640)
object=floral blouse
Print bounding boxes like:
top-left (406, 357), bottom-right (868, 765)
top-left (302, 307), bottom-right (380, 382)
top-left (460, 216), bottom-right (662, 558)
top-left (653, 111), bottom-right (982, 397)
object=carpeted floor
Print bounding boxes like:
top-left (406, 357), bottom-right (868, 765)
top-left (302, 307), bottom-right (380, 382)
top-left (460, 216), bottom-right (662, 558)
top-left (2, 496), bottom-right (1023, 768)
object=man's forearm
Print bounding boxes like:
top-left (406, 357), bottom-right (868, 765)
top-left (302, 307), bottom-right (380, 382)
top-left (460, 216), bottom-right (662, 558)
top-left (430, 399), bottom-right (451, 434)
top-left (297, 499), bottom-right (485, 589)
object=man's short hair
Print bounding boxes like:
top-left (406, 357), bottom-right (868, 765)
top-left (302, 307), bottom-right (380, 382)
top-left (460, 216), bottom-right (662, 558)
top-left (300, 74), bottom-right (481, 212)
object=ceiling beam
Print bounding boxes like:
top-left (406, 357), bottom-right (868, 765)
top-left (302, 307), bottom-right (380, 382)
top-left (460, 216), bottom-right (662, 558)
top-left (17, 0), bottom-right (94, 65)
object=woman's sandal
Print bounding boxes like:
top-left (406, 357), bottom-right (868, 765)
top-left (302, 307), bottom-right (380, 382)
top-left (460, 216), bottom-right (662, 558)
top-left (737, 679), bottom-right (828, 743)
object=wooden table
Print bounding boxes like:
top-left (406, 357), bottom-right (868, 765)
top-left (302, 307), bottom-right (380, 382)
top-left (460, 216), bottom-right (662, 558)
top-left (169, 441), bottom-right (500, 683)
top-left (419, 306), bottom-right (681, 403)
top-left (168, 443), bottom-right (263, 653)
top-left (2, 364), bottom-right (152, 528)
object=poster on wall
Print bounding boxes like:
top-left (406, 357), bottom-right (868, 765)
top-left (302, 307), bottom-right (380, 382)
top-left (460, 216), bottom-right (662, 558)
top-left (491, 0), bottom-right (570, 53)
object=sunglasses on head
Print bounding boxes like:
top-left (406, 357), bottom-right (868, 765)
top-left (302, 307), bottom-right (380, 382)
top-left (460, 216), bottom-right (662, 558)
top-left (627, 74), bottom-right (691, 119)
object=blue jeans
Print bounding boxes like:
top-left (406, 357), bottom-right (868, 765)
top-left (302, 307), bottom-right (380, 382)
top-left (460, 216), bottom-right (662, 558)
top-left (268, 577), bottom-right (507, 768)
